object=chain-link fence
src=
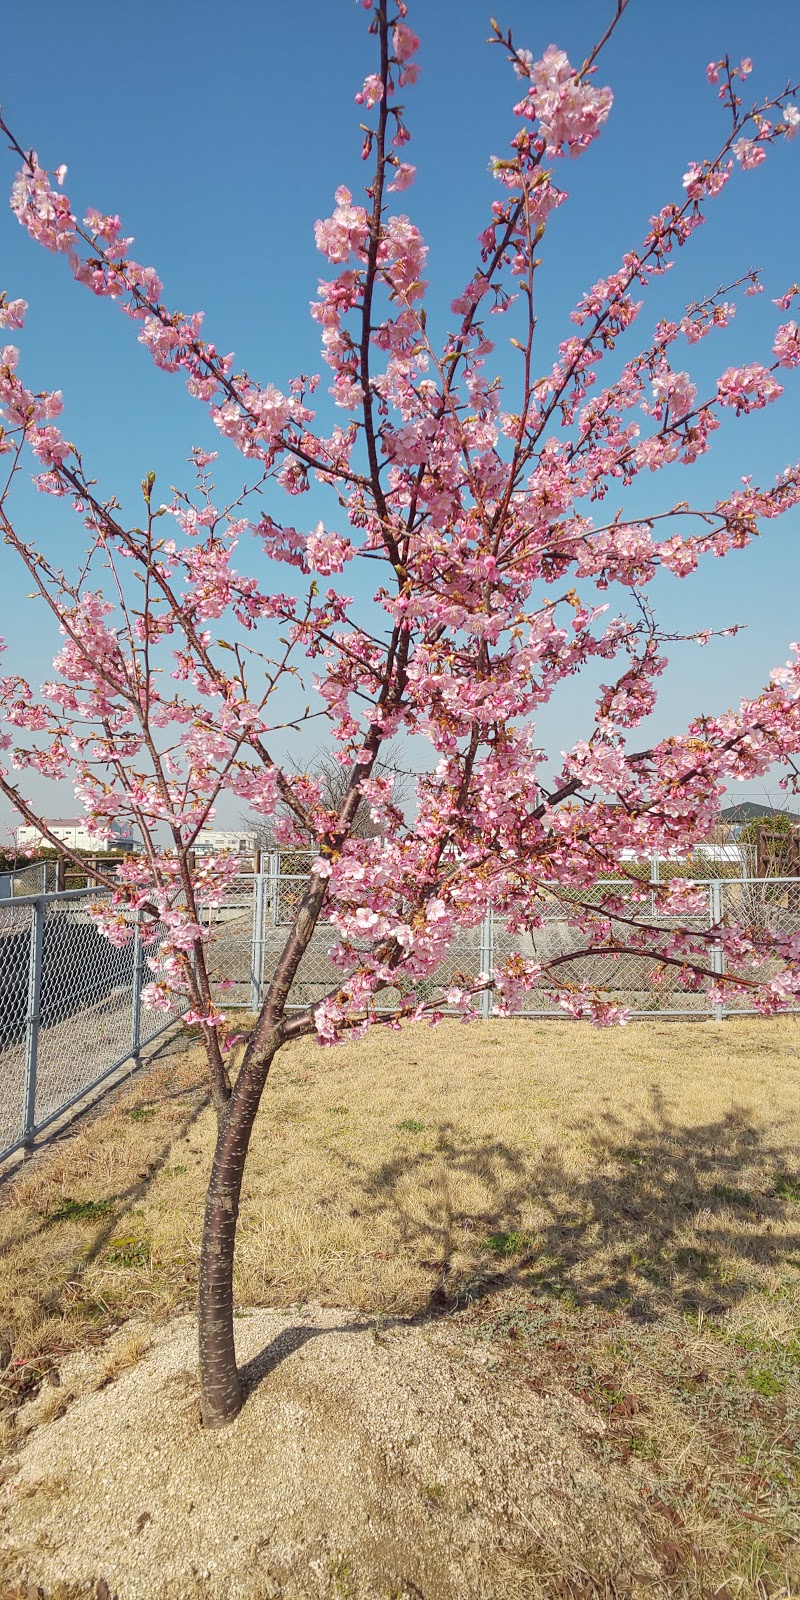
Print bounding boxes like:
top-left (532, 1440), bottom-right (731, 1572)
top-left (0, 889), bottom-right (186, 1162)
top-left (0, 860), bottom-right (58, 900)
top-left (4, 867), bottom-right (800, 1165)
top-left (211, 866), bottom-right (800, 1023)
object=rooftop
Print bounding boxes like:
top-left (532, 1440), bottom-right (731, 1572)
top-left (720, 802), bottom-right (800, 825)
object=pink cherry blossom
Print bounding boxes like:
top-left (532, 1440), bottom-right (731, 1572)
top-left (305, 523), bottom-right (353, 574)
top-left (0, 296), bottom-right (27, 329)
top-left (388, 162), bottom-right (416, 191)
top-left (732, 136), bottom-right (767, 169)
top-left (651, 367), bottom-right (697, 420)
top-left (514, 44), bottom-right (613, 157)
top-left (773, 320), bottom-right (800, 367)
top-left (355, 74), bottom-right (384, 108)
top-left (716, 363), bottom-right (783, 412)
top-left (393, 22), bottom-right (420, 63)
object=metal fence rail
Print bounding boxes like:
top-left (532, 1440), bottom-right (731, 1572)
top-left (3, 868), bottom-right (800, 1165)
top-left (0, 889), bottom-right (186, 1163)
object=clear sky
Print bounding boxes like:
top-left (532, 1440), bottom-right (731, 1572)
top-left (1, 0), bottom-right (800, 835)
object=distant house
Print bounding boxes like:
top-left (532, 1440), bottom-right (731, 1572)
top-left (720, 802), bottom-right (800, 835)
top-left (15, 817), bottom-right (136, 853)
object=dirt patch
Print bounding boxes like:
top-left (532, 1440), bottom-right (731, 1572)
top-left (0, 1307), bottom-right (656, 1600)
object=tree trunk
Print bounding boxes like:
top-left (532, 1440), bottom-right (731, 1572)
top-left (196, 870), bottom-right (335, 1425)
top-left (197, 1042), bottom-right (279, 1428)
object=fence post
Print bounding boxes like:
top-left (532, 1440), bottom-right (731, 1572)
top-left (709, 879), bottom-right (725, 1021)
top-left (268, 851), bottom-right (281, 929)
top-left (650, 852), bottom-right (660, 918)
top-left (23, 897), bottom-right (45, 1149)
top-left (131, 910), bottom-right (144, 1059)
top-left (479, 905), bottom-right (494, 1019)
top-left (250, 870), bottom-right (266, 1012)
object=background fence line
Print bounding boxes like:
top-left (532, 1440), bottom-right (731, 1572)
top-left (3, 867), bottom-right (800, 1163)
top-left (204, 867), bottom-right (800, 1024)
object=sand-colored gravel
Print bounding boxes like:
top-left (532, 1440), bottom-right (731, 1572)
top-left (0, 1306), bottom-right (658, 1599)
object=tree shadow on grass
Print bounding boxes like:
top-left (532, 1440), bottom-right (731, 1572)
top-left (0, 1058), bottom-right (211, 1393)
top-left (0, 1067), bottom-right (209, 1263)
top-left (356, 1086), bottom-right (800, 1323)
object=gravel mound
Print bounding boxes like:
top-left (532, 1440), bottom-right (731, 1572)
top-left (0, 1308), bottom-right (656, 1599)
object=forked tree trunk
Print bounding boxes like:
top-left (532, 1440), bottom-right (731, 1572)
top-left (198, 1042), bottom-right (279, 1428)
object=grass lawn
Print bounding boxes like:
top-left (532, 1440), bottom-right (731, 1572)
top-left (1, 1017), bottom-right (799, 1597)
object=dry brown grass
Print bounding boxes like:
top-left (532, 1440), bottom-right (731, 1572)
top-left (0, 1040), bottom-right (208, 1379)
top-left (137, 1016), bottom-right (800, 1326)
top-left (1, 1016), bottom-right (799, 1596)
top-left (90, 1327), bottom-right (153, 1391)
top-left (2, 1015), bottom-right (799, 1358)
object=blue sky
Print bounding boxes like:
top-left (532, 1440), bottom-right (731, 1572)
top-left (1, 0), bottom-right (800, 834)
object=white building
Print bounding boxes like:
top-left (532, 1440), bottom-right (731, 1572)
top-left (194, 827), bottom-right (257, 857)
top-left (619, 844), bottom-right (742, 867)
top-left (692, 843), bottom-right (742, 865)
top-left (15, 817), bottom-right (136, 853)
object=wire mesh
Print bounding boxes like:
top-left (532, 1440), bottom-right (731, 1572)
top-left (202, 871), bottom-right (263, 1010)
top-left (0, 900), bottom-right (34, 1153)
top-left (0, 888), bottom-right (189, 1163)
top-left (135, 912), bottom-right (193, 1046)
top-left (17, 861), bottom-right (57, 896)
top-left (33, 897), bottom-right (136, 1129)
top-left (500, 879), bottom-right (713, 1017)
top-left (0, 860), bottom-right (58, 901)
top-left (719, 877), bottom-right (800, 1013)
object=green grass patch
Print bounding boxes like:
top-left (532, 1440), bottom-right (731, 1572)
top-left (710, 1182), bottom-right (755, 1208)
top-left (48, 1197), bottom-right (116, 1225)
top-left (328, 1554), bottom-right (355, 1600)
top-left (421, 1482), bottom-right (445, 1502)
top-left (673, 1245), bottom-right (720, 1278)
top-left (773, 1171), bottom-right (800, 1202)
top-left (620, 1147), bottom-right (646, 1166)
top-left (105, 1235), bottom-right (151, 1268)
top-left (485, 1230), bottom-right (533, 1258)
top-left (745, 1367), bottom-right (787, 1397)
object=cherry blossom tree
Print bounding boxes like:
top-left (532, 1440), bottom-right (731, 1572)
top-left (2, 1), bottom-right (800, 1426)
